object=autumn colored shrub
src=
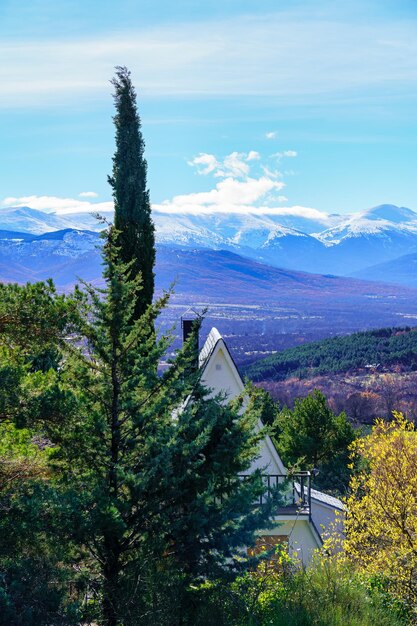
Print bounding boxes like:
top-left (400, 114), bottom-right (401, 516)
top-left (343, 412), bottom-right (417, 613)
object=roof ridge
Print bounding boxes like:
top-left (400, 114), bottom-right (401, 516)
top-left (199, 327), bottom-right (222, 367)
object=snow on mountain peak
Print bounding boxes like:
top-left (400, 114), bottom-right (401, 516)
top-left (317, 204), bottom-right (417, 245)
top-left (362, 204), bottom-right (417, 224)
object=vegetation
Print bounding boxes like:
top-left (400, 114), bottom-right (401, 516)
top-left (191, 556), bottom-right (408, 625)
top-left (0, 228), bottom-right (280, 625)
top-left (274, 390), bottom-right (356, 493)
top-left (109, 65), bottom-right (155, 321)
top-left (0, 68), bottom-right (414, 625)
top-left (341, 413), bottom-right (417, 611)
top-left (0, 68), bottom-right (281, 625)
top-left (245, 326), bottom-right (417, 382)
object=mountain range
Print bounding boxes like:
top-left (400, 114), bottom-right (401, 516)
top-left (1, 203), bottom-right (417, 284)
top-left (1, 203), bottom-right (417, 363)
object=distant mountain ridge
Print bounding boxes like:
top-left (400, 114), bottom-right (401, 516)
top-left (244, 326), bottom-right (417, 382)
top-left (353, 252), bottom-right (417, 288)
top-left (1, 225), bottom-right (417, 365)
top-left (1, 203), bottom-right (417, 284)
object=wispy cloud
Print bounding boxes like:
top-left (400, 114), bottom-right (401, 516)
top-left (276, 150), bottom-right (297, 158)
top-left (1, 9), bottom-right (417, 107)
top-left (79, 191), bottom-right (98, 198)
top-left (3, 195), bottom-right (113, 214)
top-left (189, 151), bottom-right (267, 179)
top-left (1, 148), bottom-right (330, 220)
top-left (188, 153), bottom-right (220, 176)
top-left (265, 132), bottom-right (277, 140)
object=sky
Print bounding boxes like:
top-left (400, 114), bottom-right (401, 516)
top-left (1, 0), bottom-right (417, 219)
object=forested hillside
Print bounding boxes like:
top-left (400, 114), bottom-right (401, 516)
top-left (245, 326), bottom-right (417, 382)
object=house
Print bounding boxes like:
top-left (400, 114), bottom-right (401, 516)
top-left (193, 321), bottom-right (344, 566)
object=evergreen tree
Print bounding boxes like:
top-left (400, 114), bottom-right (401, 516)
top-left (275, 390), bottom-right (356, 494)
top-left (40, 227), bottom-right (278, 626)
top-left (0, 70), bottom-right (282, 626)
top-left (108, 66), bottom-right (155, 321)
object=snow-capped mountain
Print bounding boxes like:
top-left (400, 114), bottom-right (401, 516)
top-left (317, 204), bottom-right (417, 245)
top-left (0, 228), bottom-right (102, 287)
top-left (0, 207), bottom-right (113, 234)
top-left (0, 228), bottom-right (99, 260)
top-left (152, 210), bottom-right (330, 250)
top-left (313, 205), bottom-right (417, 274)
top-left (2, 203), bottom-right (417, 280)
top-left (0, 206), bottom-right (78, 234)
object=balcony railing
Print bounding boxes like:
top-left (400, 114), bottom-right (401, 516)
top-left (238, 472), bottom-right (312, 518)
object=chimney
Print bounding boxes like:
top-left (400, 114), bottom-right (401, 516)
top-left (181, 308), bottom-right (200, 371)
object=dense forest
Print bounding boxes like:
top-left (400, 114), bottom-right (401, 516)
top-left (245, 326), bottom-right (417, 382)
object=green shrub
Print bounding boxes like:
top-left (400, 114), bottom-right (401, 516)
top-left (192, 557), bottom-right (408, 626)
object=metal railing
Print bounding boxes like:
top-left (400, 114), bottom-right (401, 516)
top-left (237, 472), bottom-right (311, 517)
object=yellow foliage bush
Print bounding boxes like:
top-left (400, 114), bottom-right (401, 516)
top-left (342, 412), bottom-right (417, 608)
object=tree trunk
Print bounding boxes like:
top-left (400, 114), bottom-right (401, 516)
top-left (102, 551), bottom-right (120, 626)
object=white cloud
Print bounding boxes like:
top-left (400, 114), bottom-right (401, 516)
top-left (189, 151), bottom-right (261, 179)
top-left (79, 191), bottom-right (98, 198)
top-left (154, 148), bottom-right (327, 218)
top-left (1, 9), bottom-right (417, 107)
top-left (261, 165), bottom-right (282, 179)
top-left (0, 148), bottom-right (324, 222)
top-left (272, 150), bottom-right (298, 160)
top-left (187, 153), bottom-right (219, 175)
top-left (154, 199), bottom-right (326, 219)
top-left (3, 190), bottom-right (327, 221)
top-left (3, 195), bottom-right (113, 215)
top-left (219, 152), bottom-right (250, 178)
top-left (265, 132), bottom-right (277, 140)
top-left (167, 177), bottom-right (285, 208)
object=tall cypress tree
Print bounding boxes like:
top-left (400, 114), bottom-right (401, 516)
top-left (108, 66), bottom-right (155, 321)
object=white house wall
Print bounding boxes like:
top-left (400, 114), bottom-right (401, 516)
top-left (311, 500), bottom-right (344, 542)
top-left (200, 337), bottom-right (285, 475)
top-left (199, 328), bottom-right (324, 561)
top-left (257, 519), bottom-right (320, 568)
top-left (201, 343), bottom-right (243, 401)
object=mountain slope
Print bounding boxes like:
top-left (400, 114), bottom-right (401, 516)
top-left (315, 204), bottom-right (417, 274)
top-left (2, 203), bottom-right (417, 278)
top-left (352, 252), bottom-right (417, 288)
top-left (0, 207), bottom-right (78, 233)
top-left (244, 326), bottom-right (417, 382)
top-left (1, 227), bottom-right (417, 365)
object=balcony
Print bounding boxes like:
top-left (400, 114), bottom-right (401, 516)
top-left (238, 471), bottom-right (312, 518)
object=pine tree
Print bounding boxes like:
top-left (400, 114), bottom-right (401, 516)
top-left (0, 69), bottom-right (282, 625)
top-left (40, 227), bottom-right (279, 626)
top-left (108, 66), bottom-right (155, 321)
top-left (275, 389), bottom-right (355, 494)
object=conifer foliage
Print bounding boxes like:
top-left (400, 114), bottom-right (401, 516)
top-left (275, 390), bottom-right (355, 493)
top-left (109, 66), bottom-right (155, 321)
top-left (0, 70), bottom-right (280, 626)
top-left (45, 228), bottom-right (276, 625)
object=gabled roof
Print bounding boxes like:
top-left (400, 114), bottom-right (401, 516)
top-left (199, 328), bottom-right (346, 513)
top-left (310, 488), bottom-right (345, 511)
top-left (198, 327), bottom-right (286, 476)
top-left (199, 327), bottom-right (222, 368)
top-left (295, 482), bottom-right (345, 511)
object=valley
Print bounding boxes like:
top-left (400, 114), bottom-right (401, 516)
top-left (1, 225), bottom-right (417, 367)
top-left (2, 203), bottom-right (417, 371)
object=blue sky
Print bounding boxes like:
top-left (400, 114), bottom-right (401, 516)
top-left (1, 0), bottom-right (417, 218)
